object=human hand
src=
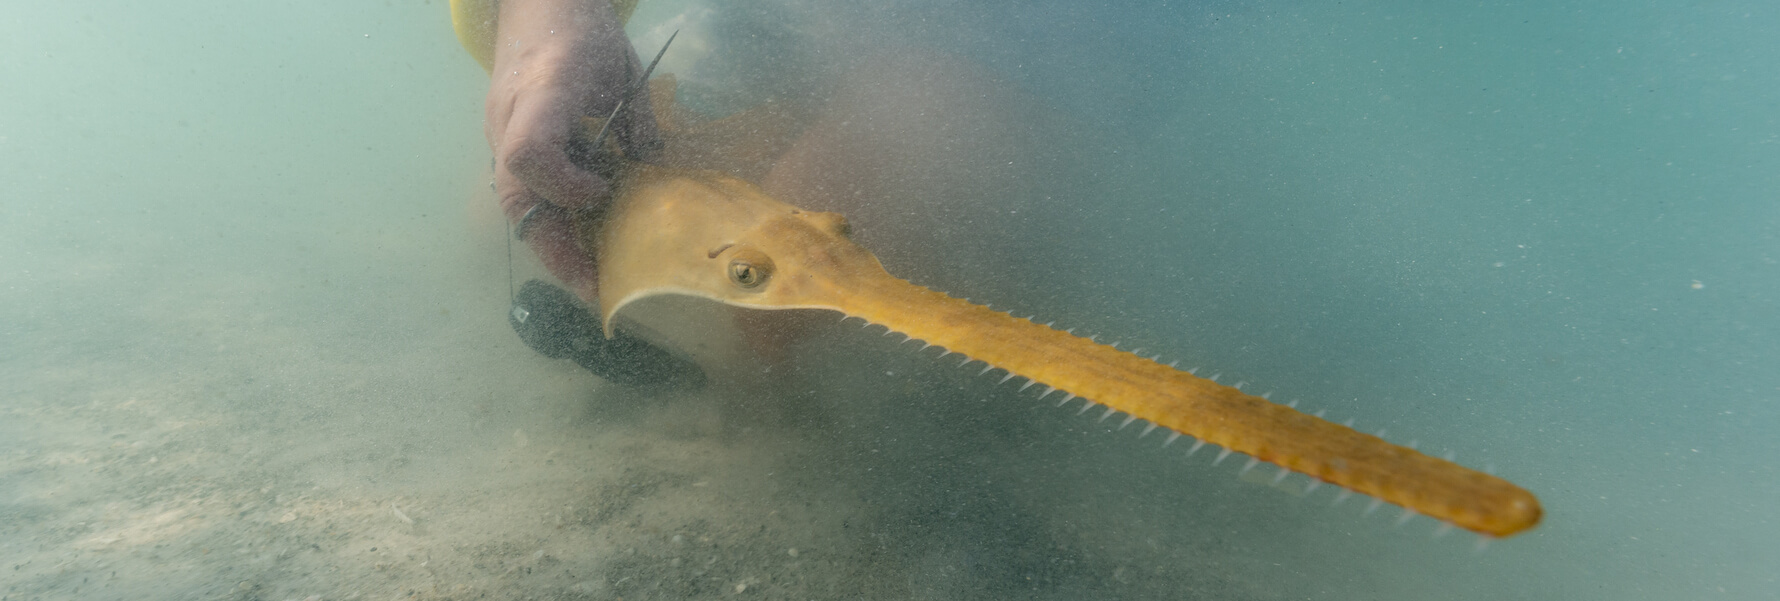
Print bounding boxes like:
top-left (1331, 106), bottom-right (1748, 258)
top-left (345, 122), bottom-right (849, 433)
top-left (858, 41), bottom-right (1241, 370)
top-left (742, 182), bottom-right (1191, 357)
top-left (485, 0), bottom-right (661, 301)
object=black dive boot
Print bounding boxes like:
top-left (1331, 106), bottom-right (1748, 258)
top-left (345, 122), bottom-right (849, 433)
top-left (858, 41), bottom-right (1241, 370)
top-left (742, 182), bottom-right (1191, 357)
top-left (510, 279), bottom-right (705, 389)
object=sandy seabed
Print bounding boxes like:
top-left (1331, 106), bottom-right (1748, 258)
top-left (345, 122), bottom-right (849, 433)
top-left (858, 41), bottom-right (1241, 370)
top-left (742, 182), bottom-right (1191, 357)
top-left (0, 233), bottom-right (1277, 601)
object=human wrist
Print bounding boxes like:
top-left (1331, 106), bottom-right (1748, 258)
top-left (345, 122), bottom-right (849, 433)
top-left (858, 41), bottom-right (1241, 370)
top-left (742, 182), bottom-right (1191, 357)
top-left (495, 0), bottom-right (619, 50)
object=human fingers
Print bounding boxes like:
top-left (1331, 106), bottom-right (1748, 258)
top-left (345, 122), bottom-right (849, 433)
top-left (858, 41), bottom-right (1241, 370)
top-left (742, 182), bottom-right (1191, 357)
top-left (497, 164), bottom-right (600, 298)
top-left (499, 82), bottom-right (613, 210)
top-left (522, 209), bottom-right (600, 302)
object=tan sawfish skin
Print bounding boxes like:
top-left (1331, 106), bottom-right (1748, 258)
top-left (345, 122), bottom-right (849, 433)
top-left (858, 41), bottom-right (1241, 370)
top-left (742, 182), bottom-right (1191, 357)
top-left (580, 164), bottom-right (1543, 537)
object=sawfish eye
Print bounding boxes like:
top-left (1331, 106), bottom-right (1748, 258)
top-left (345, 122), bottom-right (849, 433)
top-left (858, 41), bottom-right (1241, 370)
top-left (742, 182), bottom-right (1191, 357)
top-left (727, 249), bottom-right (773, 289)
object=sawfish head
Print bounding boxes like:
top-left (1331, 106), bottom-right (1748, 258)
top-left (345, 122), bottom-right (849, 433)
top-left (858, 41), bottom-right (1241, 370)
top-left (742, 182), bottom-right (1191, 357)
top-left (570, 76), bottom-right (1543, 539)
top-left (585, 164), bottom-right (884, 335)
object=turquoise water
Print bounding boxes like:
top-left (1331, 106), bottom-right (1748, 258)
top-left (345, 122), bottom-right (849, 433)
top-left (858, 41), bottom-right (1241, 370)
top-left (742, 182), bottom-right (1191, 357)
top-left (3, 1), bottom-right (1774, 599)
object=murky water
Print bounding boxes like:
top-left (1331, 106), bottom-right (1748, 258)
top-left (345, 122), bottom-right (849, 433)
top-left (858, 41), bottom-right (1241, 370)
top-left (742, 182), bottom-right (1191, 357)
top-left (4, 1), bottom-right (1774, 599)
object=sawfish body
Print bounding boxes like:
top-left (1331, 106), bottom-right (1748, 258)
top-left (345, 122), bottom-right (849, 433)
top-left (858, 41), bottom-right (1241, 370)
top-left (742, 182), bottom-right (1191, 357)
top-left (577, 163), bottom-right (1542, 538)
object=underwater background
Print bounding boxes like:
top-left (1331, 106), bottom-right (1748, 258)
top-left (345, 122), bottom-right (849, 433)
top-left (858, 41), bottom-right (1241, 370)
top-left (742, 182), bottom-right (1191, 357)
top-left (3, 1), bottom-right (1774, 599)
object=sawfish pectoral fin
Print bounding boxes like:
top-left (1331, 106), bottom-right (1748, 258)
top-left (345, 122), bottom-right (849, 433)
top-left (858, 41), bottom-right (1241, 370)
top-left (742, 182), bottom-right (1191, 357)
top-left (818, 269), bottom-right (1542, 537)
